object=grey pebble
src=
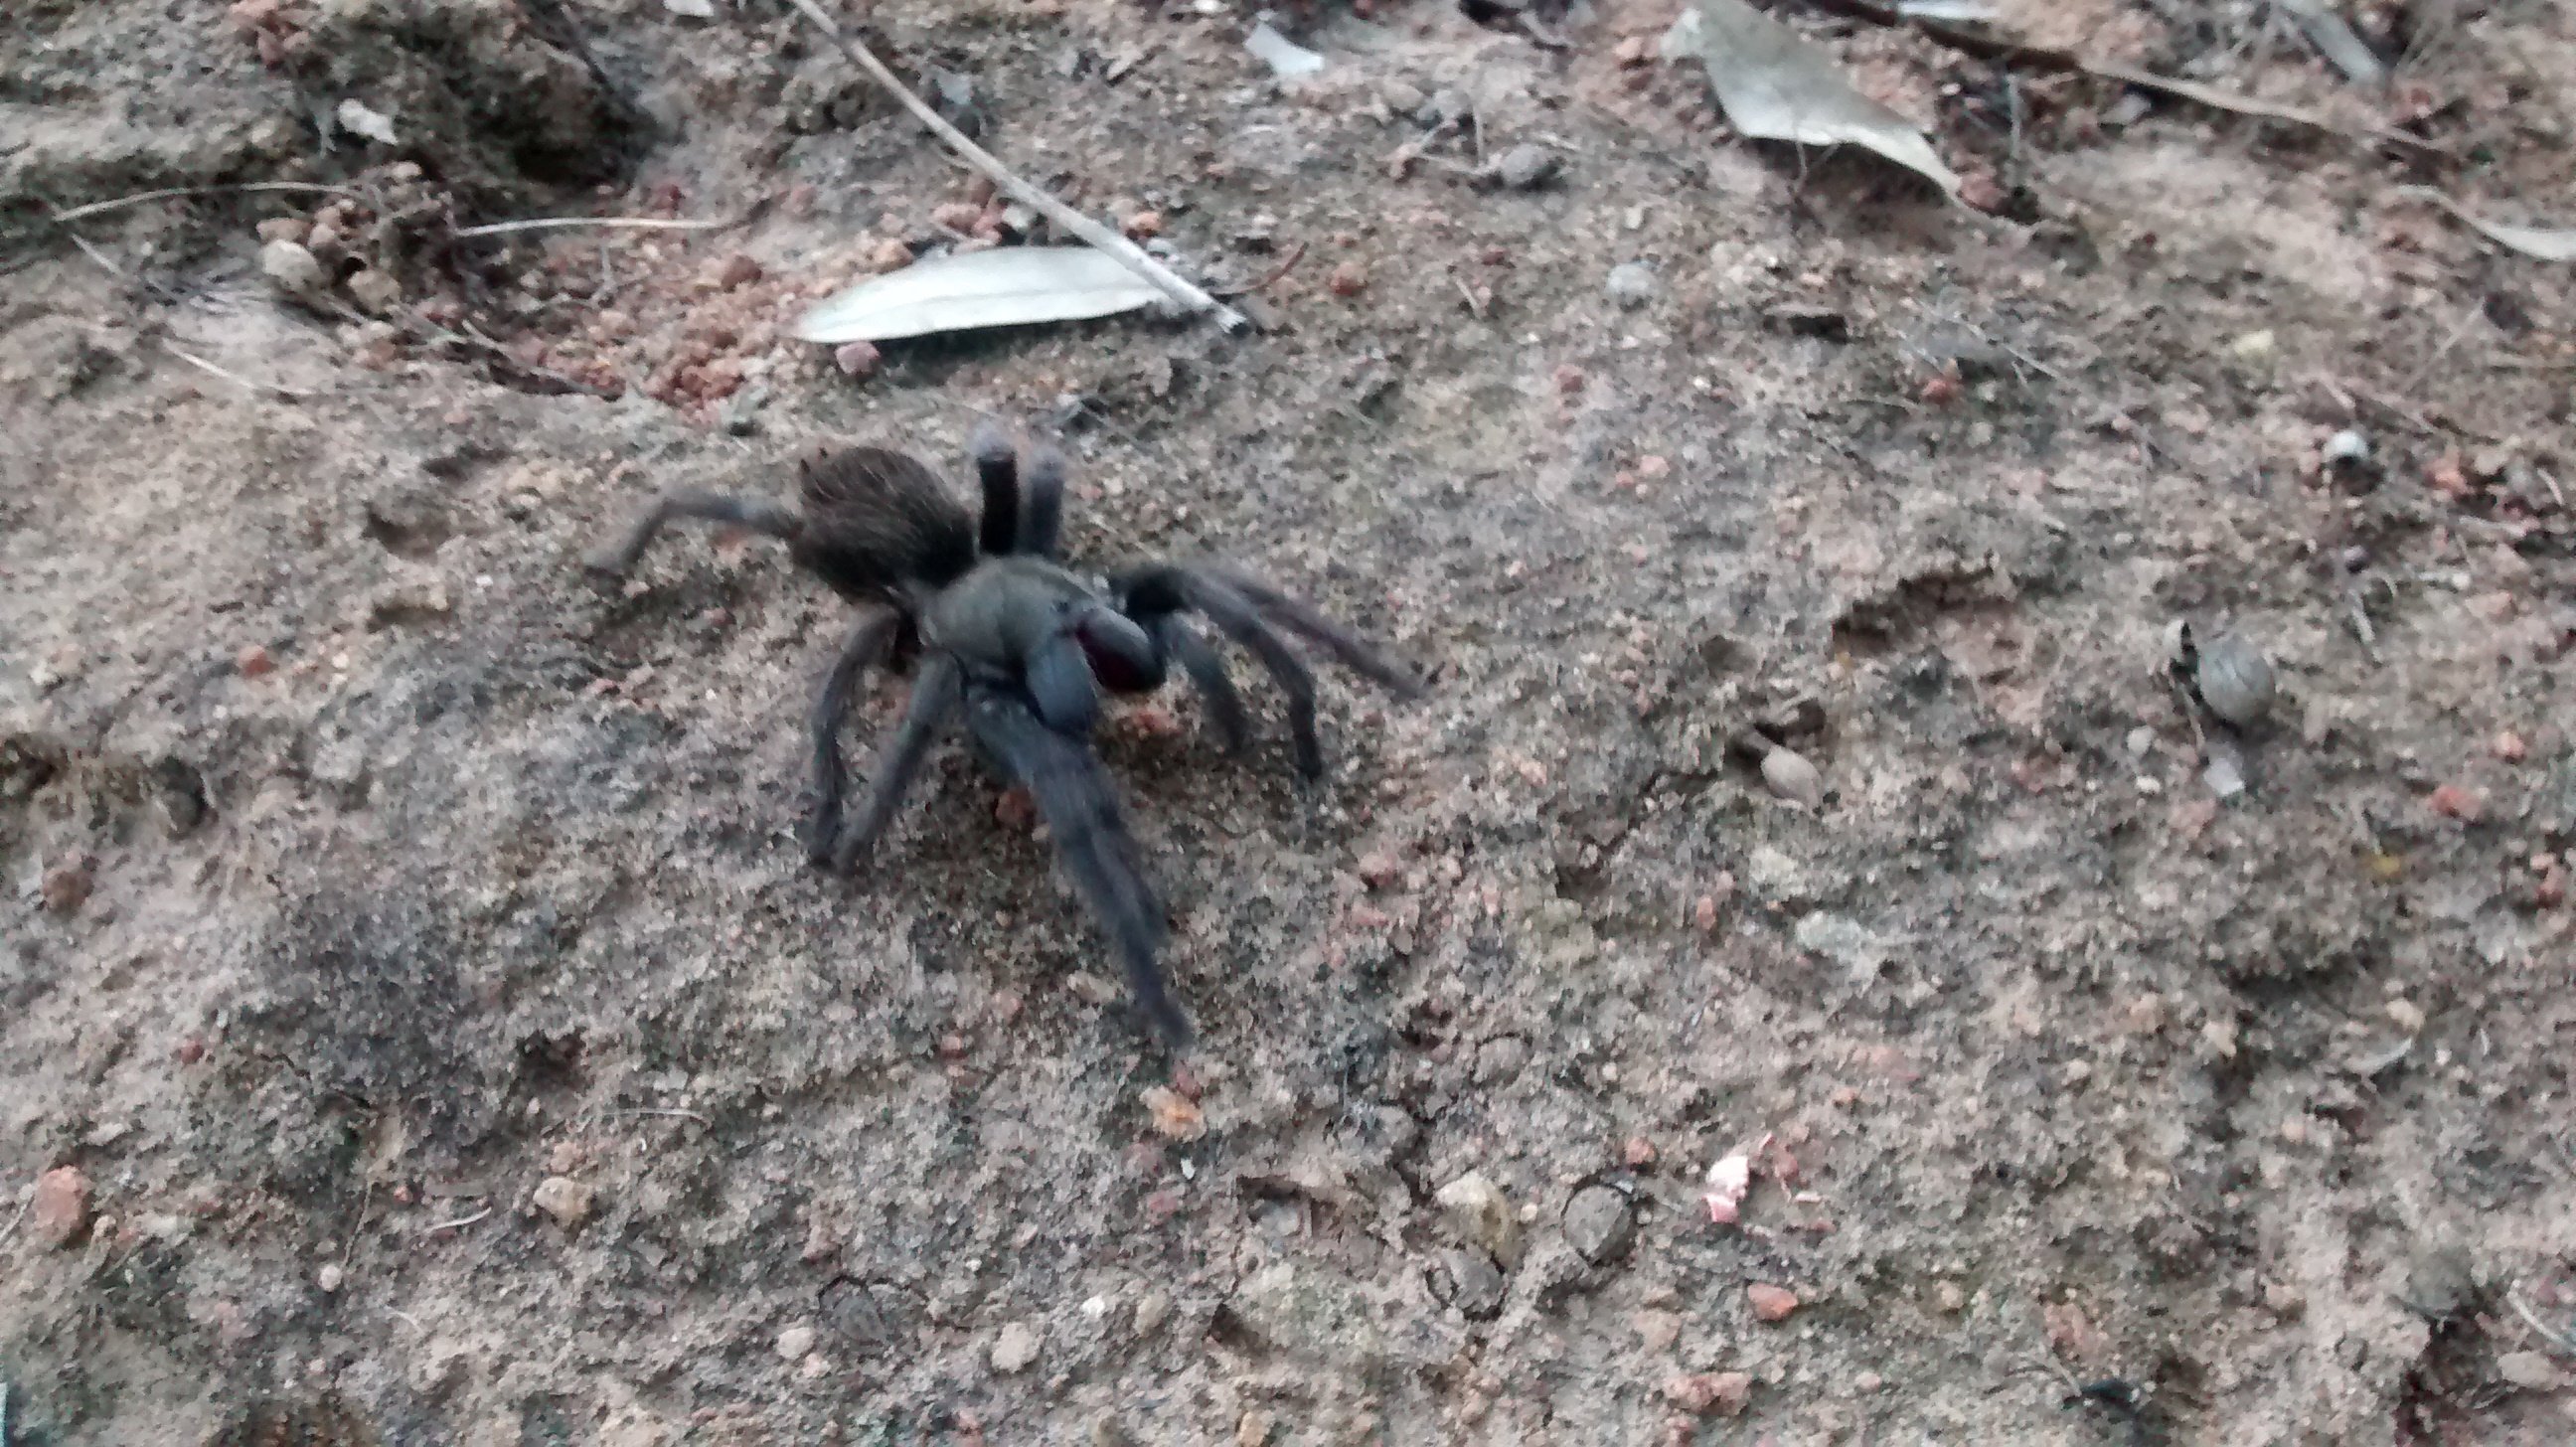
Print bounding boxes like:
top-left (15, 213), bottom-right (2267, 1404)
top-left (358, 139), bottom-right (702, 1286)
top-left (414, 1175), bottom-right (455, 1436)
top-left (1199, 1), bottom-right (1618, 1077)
top-left (1562, 1185), bottom-right (1635, 1264)
top-left (1605, 261), bottom-right (1658, 308)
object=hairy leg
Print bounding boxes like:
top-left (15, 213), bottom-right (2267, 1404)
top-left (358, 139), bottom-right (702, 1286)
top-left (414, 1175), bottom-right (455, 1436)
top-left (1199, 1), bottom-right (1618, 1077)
top-left (1114, 563), bottom-right (1320, 776)
top-left (1152, 612), bottom-right (1249, 754)
top-left (832, 656), bottom-right (962, 872)
top-left (970, 423), bottom-right (1021, 558)
top-left (1018, 447), bottom-right (1066, 559)
top-left (1193, 563), bottom-right (1424, 696)
top-left (804, 611), bottom-right (898, 865)
top-left (962, 684), bottom-right (1191, 1045)
top-left (583, 488), bottom-right (800, 575)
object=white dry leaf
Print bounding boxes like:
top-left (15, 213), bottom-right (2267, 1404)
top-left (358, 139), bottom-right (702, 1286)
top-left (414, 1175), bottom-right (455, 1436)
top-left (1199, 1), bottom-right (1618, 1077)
top-left (794, 246), bottom-right (1170, 344)
top-left (664, 0), bottom-right (719, 16)
top-left (1660, 0), bottom-right (1959, 195)
top-left (1245, 19), bottom-right (1327, 80)
top-left (335, 98), bottom-right (400, 146)
top-left (2403, 187), bottom-right (2576, 262)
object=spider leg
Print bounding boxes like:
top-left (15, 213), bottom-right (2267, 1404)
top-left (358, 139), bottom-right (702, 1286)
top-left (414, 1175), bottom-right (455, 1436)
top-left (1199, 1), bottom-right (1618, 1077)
top-left (831, 655), bottom-right (962, 872)
top-left (1018, 446), bottom-right (1067, 559)
top-left (1114, 563), bottom-right (1323, 777)
top-left (584, 488), bottom-right (800, 575)
top-left (1151, 612), bottom-right (1250, 754)
top-left (970, 423), bottom-right (1022, 557)
top-left (961, 682), bottom-right (1192, 1046)
top-left (1193, 563), bottom-right (1425, 697)
top-left (804, 611), bottom-right (899, 866)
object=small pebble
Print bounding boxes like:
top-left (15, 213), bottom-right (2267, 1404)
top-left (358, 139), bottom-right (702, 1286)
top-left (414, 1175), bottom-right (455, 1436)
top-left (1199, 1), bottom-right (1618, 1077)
top-left (776, 1324), bottom-right (817, 1361)
top-left (531, 1175), bottom-right (594, 1227)
top-left (1746, 1283), bottom-right (1799, 1322)
top-left (259, 239), bottom-right (325, 296)
top-left (1492, 143), bottom-right (1558, 191)
top-left (2385, 998), bottom-right (2425, 1034)
top-left (2323, 428), bottom-right (2371, 466)
top-left (316, 1263), bottom-right (344, 1293)
top-left (33, 1166), bottom-right (92, 1248)
top-left (1664, 1371), bottom-right (1752, 1417)
top-left (2191, 629), bottom-right (2276, 727)
top-left (870, 238), bottom-right (914, 271)
top-left (1604, 260), bottom-right (1658, 308)
top-left (1327, 261), bottom-right (1368, 297)
top-left (1437, 1172), bottom-right (1523, 1266)
top-left (2497, 1350), bottom-right (2566, 1391)
top-left (716, 252), bottom-right (762, 289)
top-left (40, 859), bottom-right (93, 914)
top-left (991, 1321), bottom-right (1043, 1373)
top-left (236, 644), bottom-right (276, 677)
top-left (1760, 746), bottom-right (1825, 808)
top-left (1563, 1184), bottom-right (1636, 1264)
top-left (345, 268), bottom-right (402, 312)
top-left (833, 341), bottom-right (882, 378)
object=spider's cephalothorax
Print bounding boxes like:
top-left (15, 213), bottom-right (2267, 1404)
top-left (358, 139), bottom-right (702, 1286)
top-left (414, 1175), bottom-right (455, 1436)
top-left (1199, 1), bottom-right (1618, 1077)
top-left (584, 428), bottom-right (1423, 1046)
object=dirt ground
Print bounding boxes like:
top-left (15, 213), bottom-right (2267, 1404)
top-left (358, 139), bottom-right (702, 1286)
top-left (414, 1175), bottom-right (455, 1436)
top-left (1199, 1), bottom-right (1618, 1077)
top-left (5, 0), bottom-right (2576, 1442)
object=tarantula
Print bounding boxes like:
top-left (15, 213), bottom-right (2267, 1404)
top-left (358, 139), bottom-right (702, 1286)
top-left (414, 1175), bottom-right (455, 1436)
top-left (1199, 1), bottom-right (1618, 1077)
top-left (585, 429), bottom-right (1422, 1045)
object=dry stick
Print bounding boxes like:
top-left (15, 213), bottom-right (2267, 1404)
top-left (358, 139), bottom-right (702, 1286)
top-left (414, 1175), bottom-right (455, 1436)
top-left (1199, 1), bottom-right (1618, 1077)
top-left (49, 181), bottom-right (364, 226)
top-left (421, 1206), bottom-right (493, 1233)
top-left (452, 214), bottom-right (747, 240)
top-left (777, 0), bottom-right (1246, 334)
top-left (165, 343), bottom-right (313, 400)
top-left (2507, 1288), bottom-right (2576, 1358)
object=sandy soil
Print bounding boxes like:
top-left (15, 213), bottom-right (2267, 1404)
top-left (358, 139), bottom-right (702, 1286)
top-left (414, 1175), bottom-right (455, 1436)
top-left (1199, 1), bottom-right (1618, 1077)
top-left (5, 0), bottom-right (2576, 1442)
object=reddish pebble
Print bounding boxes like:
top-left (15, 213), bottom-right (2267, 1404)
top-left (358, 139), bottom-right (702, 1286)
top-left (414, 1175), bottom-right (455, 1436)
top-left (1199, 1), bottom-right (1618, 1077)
top-left (174, 1035), bottom-right (206, 1065)
top-left (1957, 171), bottom-right (2008, 213)
top-left (991, 990), bottom-right (1024, 1024)
top-left (833, 341), bottom-right (882, 378)
top-left (40, 860), bottom-right (92, 914)
top-left (33, 1166), bottom-right (91, 1249)
top-left (1144, 1188), bottom-right (1185, 1221)
top-left (931, 201), bottom-right (982, 232)
top-left (716, 253), bottom-right (762, 289)
top-left (1358, 850), bottom-right (1403, 887)
top-left (1552, 364), bottom-right (1585, 397)
top-left (1665, 1371), bottom-right (1752, 1416)
top-left (1746, 1283), bottom-right (1799, 1322)
top-left (236, 644), bottom-right (275, 677)
top-left (1613, 35), bottom-right (1651, 65)
top-left (1693, 894), bottom-right (1719, 932)
top-left (1169, 1058), bottom-right (1205, 1101)
top-left (2494, 730), bottom-right (2527, 761)
top-left (2427, 451), bottom-right (2471, 496)
top-left (2427, 784), bottom-right (2484, 822)
top-left (1479, 243), bottom-right (1511, 265)
top-left (1624, 1136), bottom-right (1658, 1169)
top-left (784, 183), bottom-right (819, 217)
top-left (935, 1034), bottom-right (970, 1060)
top-left (1919, 370), bottom-right (1963, 405)
top-left (1122, 210), bottom-right (1165, 241)
top-left (1328, 261), bottom-right (1368, 297)
top-left (995, 787), bottom-right (1036, 830)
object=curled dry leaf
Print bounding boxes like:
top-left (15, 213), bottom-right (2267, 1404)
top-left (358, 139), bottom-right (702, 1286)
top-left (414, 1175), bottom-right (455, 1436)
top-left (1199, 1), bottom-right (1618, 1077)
top-left (795, 246), bottom-right (1168, 344)
top-left (1660, 0), bottom-right (1960, 195)
top-left (1142, 1085), bottom-right (1207, 1142)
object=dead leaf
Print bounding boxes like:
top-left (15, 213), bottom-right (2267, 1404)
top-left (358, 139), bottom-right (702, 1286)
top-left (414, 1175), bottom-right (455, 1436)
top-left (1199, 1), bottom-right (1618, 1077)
top-left (794, 245), bottom-right (1169, 344)
top-left (1660, 0), bottom-right (1961, 194)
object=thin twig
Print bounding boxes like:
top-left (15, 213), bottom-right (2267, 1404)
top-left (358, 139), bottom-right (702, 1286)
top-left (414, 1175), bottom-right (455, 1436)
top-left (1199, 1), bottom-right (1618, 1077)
top-left (48, 182), bottom-right (363, 226)
top-left (1213, 241), bottom-right (1306, 298)
top-left (452, 213), bottom-right (748, 240)
top-left (421, 1206), bottom-right (493, 1233)
top-left (165, 343), bottom-right (313, 400)
top-left (778, 0), bottom-right (1245, 333)
top-left (0, 1191), bottom-right (29, 1246)
top-left (2506, 1288), bottom-right (2576, 1358)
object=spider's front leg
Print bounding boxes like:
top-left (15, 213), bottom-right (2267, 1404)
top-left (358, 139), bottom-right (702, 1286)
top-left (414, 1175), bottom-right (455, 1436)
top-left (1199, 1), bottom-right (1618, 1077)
top-left (960, 681), bottom-right (1192, 1046)
top-left (830, 656), bottom-right (962, 873)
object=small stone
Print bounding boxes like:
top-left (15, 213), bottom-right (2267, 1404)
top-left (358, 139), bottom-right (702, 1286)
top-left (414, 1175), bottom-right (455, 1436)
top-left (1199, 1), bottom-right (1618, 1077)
top-left (316, 1263), bottom-right (344, 1293)
top-left (2385, 998), bottom-right (2426, 1034)
top-left (1436, 1171), bottom-right (1523, 1267)
top-left (256, 217), bottom-right (310, 244)
top-left (1491, 143), bottom-right (1558, 191)
top-left (776, 1324), bottom-right (817, 1361)
top-left (2229, 329), bottom-right (2278, 362)
top-left (716, 252), bottom-right (762, 289)
top-left (2494, 730), bottom-right (2528, 761)
top-left (1133, 1288), bottom-right (1172, 1336)
top-left (236, 643), bottom-right (276, 677)
top-left (2323, 428), bottom-right (2371, 467)
top-left (1665, 1371), bottom-right (1752, 1417)
top-left (2191, 630), bottom-right (2276, 726)
top-left (346, 268), bottom-right (402, 312)
top-left (1473, 1036), bottom-right (1530, 1084)
top-left (870, 238), bottom-right (914, 271)
top-left (1760, 746), bottom-right (1825, 808)
top-left (1746, 1283), bottom-right (1799, 1322)
top-left (260, 239), bottom-right (325, 295)
top-left (531, 1175), bottom-right (594, 1227)
top-left (1624, 1136), bottom-right (1658, 1169)
top-left (991, 1321), bottom-right (1043, 1373)
top-left (1122, 209), bottom-right (1164, 240)
top-left (33, 1167), bottom-right (91, 1247)
top-left (1934, 1281), bottom-right (1966, 1313)
top-left (1328, 261), bottom-right (1368, 297)
top-left (2497, 1350), bottom-right (2565, 1391)
top-left (833, 341), bottom-right (882, 377)
top-left (1235, 1410), bottom-right (1275, 1447)
top-left (1440, 1247), bottom-right (1507, 1319)
top-left (1605, 261), bottom-right (1658, 308)
top-left (40, 859), bottom-right (93, 914)
top-left (1634, 1309), bottom-right (1682, 1351)
top-left (1794, 912), bottom-right (1886, 980)
top-left (1562, 1185), bottom-right (1636, 1264)
top-left (2428, 784), bottom-right (2485, 822)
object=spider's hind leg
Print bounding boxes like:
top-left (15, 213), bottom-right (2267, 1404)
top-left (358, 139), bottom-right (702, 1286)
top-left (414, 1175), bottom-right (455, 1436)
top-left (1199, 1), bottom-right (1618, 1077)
top-left (584, 488), bottom-right (800, 575)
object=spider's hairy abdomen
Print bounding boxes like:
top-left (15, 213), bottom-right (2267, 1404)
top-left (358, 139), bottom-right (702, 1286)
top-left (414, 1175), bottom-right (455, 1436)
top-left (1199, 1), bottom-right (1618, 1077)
top-left (791, 445), bottom-right (979, 598)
